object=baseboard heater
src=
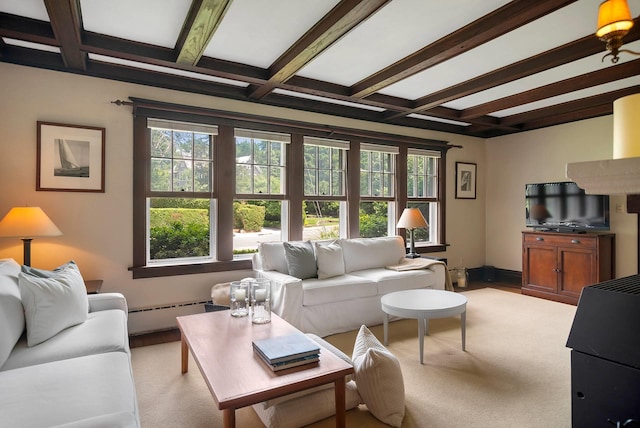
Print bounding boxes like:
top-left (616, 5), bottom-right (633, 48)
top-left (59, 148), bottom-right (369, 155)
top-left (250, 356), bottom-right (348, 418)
top-left (128, 299), bottom-right (211, 335)
top-left (128, 299), bottom-right (210, 314)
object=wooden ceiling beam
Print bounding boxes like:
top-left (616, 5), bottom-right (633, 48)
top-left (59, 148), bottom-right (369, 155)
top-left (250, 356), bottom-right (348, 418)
top-left (392, 19), bottom-right (640, 120)
top-left (248, 0), bottom-right (389, 100)
top-left (82, 32), bottom-right (268, 85)
top-left (0, 13), bottom-right (55, 44)
top-left (349, 0), bottom-right (577, 98)
top-left (43, 0), bottom-right (85, 70)
top-left (175, 0), bottom-right (233, 66)
top-left (460, 58), bottom-right (640, 120)
top-left (519, 104), bottom-right (612, 131)
top-left (500, 85), bottom-right (640, 127)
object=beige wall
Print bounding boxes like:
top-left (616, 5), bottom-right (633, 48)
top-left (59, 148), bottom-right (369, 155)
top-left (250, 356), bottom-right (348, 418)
top-left (0, 62), bottom-right (487, 333)
top-left (486, 117), bottom-right (638, 277)
top-left (4, 62), bottom-right (633, 333)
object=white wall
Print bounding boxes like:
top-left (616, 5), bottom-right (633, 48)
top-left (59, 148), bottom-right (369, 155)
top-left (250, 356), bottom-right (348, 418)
top-left (0, 62), bottom-right (487, 333)
top-left (486, 117), bottom-right (638, 277)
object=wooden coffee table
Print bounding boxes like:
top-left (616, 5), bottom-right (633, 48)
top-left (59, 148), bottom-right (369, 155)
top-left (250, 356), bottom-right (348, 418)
top-left (177, 311), bottom-right (353, 428)
top-left (381, 289), bottom-right (467, 364)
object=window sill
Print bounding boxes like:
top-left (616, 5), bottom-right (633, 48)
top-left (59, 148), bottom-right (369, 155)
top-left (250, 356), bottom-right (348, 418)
top-left (414, 244), bottom-right (448, 254)
top-left (129, 259), bottom-right (253, 279)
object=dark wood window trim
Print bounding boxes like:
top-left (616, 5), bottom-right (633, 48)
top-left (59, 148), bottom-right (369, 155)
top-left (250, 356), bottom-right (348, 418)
top-left (130, 98), bottom-right (452, 278)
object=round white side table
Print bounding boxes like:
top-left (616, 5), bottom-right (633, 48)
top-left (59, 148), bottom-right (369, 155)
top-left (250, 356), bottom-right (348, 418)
top-left (381, 289), bottom-right (467, 364)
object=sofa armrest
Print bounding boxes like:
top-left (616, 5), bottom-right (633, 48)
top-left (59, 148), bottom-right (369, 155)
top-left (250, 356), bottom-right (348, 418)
top-left (255, 270), bottom-right (303, 330)
top-left (88, 293), bottom-right (128, 317)
top-left (427, 262), bottom-right (451, 291)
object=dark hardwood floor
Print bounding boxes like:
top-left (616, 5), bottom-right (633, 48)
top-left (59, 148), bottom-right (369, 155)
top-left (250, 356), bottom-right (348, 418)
top-left (128, 281), bottom-right (520, 349)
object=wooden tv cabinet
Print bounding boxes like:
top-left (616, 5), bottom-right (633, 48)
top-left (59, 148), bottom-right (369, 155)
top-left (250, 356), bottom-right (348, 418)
top-left (522, 231), bottom-right (615, 305)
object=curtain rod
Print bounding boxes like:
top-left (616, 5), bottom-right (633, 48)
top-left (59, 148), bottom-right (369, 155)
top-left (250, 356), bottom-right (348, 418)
top-left (111, 97), bottom-right (461, 150)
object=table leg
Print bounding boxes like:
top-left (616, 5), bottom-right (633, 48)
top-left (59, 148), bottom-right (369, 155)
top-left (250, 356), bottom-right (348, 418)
top-left (334, 376), bottom-right (346, 428)
top-left (461, 310), bottom-right (466, 351)
top-left (424, 317), bottom-right (430, 335)
top-left (383, 312), bottom-right (389, 346)
top-left (222, 408), bottom-right (235, 428)
top-left (181, 336), bottom-right (189, 374)
top-left (418, 317), bottom-right (425, 364)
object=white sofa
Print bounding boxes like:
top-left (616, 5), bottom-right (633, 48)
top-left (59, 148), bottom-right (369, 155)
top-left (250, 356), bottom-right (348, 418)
top-left (0, 258), bottom-right (139, 428)
top-left (253, 236), bottom-right (448, 337)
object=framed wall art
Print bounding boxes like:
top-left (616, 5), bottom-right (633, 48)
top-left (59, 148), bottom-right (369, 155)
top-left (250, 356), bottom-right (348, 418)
top-left (37, 121), bottom-right (105, 192)
top-left (455, 162), bottom-right (477, 199)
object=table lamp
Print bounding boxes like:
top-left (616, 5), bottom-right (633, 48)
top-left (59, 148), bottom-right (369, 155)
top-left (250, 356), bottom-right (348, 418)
top-left (397, 208), bottom-right (428, 259)
top-left (0, 207), bottom-right (62, 266)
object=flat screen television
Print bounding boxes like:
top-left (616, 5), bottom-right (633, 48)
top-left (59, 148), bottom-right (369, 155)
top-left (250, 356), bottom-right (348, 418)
top-left (525, 181), bottom-right (610, 232)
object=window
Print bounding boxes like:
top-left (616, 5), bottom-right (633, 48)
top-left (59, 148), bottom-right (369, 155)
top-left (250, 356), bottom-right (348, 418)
top-left (233, 129), bottom-right (289, 255)
top-left (131, 100), bottom-right (448, 278)
top-left (407, 148), bottom-right (441, 246)
top-left (235, 129), bottom-right (288, 196)
top-left (146, 119), bottom-right (217, 264)
top-left (303, 137), bottom-right (349, 239)
top-left (360, 144), bottom-right (398, 237)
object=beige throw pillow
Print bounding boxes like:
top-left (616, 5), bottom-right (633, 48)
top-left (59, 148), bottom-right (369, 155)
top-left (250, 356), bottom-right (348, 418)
top-left (352, 325), bottom-right (405, 427)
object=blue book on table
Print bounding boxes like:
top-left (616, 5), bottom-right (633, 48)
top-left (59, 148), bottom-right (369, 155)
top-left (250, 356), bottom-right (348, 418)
top-left (252, 334), bottom-right (321, 364)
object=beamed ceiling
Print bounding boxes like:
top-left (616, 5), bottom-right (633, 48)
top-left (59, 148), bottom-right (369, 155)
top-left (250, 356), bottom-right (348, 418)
top-left (1, 0), bottom-right (640, 138)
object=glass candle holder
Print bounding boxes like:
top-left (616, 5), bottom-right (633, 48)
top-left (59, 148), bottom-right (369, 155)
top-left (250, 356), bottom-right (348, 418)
top-left (229, 280), bottom-right (249, 317)
top-left (457, 267), bottom-right (468, 288)
top-left (250, 278), bottom-right (271, 324)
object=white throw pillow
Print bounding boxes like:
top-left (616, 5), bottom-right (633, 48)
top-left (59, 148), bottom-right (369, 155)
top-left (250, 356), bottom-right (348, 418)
top-left (352, 325), bottom-right (405, 427)
top-left (258, 242), bottom-right (289, 274)
top-left (315, 241), bottom-right (345, 280)
top-left (19, 261), bottom-right (89, 346)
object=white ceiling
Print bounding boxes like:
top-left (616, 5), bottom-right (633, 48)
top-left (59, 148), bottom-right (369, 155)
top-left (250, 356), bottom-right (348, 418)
top-left (1, 0), bottom-right (639, 137)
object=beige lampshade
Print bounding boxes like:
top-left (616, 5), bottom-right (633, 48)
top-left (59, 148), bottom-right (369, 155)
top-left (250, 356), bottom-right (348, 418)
top-left (613, 93), bottom-right (640, 159)
top-left (0, 207), bottom-right (63, 238)
top-left (397, 208), bottom-right (428, 229)
top-left (596, 0), bottom-right (634, 39)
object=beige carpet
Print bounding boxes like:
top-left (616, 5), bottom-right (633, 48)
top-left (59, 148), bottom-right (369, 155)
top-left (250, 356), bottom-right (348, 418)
top-left (131, 288), bottom-right (576, 427)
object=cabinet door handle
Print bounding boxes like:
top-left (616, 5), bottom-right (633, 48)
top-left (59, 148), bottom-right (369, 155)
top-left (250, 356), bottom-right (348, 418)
top-left (571, 239), bottom-right (580, 244)
top-left (536, 237), bottom-right (544, 241)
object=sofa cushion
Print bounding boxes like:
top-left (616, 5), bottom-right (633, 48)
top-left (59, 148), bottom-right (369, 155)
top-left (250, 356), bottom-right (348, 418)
top-left (350, 267), bottom-right (436, 295)
top-left (0, 352), bottom-right (138, 428)
top-left (252, 380), bottom-right (360, 428)
top-left (302, 274), bottom-right (377, 306)
top-left (283, 241), bottom-right (317, 279)
top-left (315, 240), bottom-right (345, 280)
top-left (1, 309), bottom-right (129, 371)
top-left (352, 325), bottom-right (405, 427)
top-left (258, 242), bottom-right (289, 274)
top-left (0, 258), bottom-right (24, 368)
top-left (51, 411), bottom-right (139, 428)
top-left (19, 260), bottom-right (89, 346)
top-left (340, 236), bottom-right (405, 273)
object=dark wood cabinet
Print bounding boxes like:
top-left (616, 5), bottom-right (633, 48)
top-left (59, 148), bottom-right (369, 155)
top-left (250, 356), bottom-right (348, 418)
top-left (522, 231), bottom-right (615, 305)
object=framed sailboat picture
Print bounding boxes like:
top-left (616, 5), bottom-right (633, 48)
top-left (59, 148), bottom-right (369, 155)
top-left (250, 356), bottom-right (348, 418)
top-left (37, 122), bottom-right (105, 192)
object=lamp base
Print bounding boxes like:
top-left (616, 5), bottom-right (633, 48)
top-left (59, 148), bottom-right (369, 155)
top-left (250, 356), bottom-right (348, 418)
top-left (405, 253), bottom-right (421, 259)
